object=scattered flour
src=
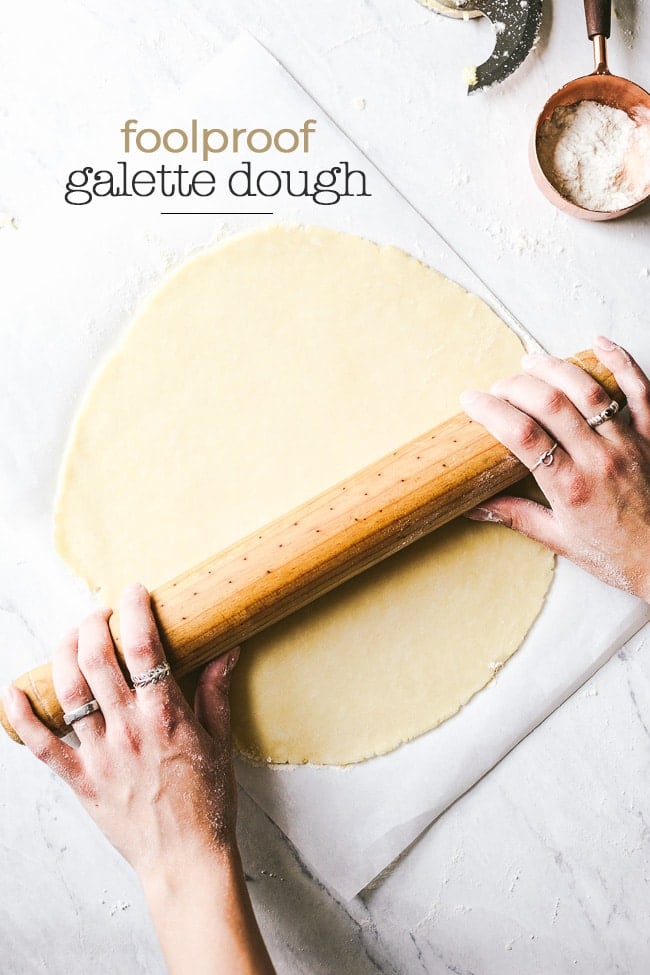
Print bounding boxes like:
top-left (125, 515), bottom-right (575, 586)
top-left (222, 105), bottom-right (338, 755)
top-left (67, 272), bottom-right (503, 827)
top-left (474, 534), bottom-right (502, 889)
top-left (108, 900), bottom-right (131, 917)
top-left (536, 100), bottom-right (650, 211)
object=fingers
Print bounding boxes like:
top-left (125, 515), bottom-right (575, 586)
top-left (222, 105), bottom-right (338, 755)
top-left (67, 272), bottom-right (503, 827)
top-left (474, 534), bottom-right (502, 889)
top-left (461, 342), bottom-right (648, 494)
top-left (119, 583), bottom-right (165, 675)
top-left (460, 389), bottom-right (569, 492)
top-left (53, 627), bottom-right (105, 739)
top-left (119, 583), bottom-right (174, 710)
top-left (76, 609), bottom-right (131, 715)
top-left (593, 336), bottom-right (650, 439)
top-left (465, 496), bottom-right (565, 554)
top-left (519, 353), bottom-right (625, 441)
top-left (195, 648), bottom-right (239, 742)
top-left (1, 685), bottom-right (82, 785)
top-left (489, 371), bottom-right (594, 462)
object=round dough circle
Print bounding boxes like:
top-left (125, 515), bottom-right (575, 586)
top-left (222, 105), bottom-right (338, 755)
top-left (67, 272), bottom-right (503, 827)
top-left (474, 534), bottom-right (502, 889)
top-left (54, 225), bottom-right (554, 765)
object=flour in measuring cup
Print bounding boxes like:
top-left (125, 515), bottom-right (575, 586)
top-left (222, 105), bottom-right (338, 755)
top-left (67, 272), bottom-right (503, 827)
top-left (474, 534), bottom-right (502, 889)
top-left (536, 100), bottom-right (650, 211)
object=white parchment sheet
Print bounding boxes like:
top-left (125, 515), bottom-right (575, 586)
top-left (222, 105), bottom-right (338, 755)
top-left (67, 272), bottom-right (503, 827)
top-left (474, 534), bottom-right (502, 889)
top-left (2, 35), bottom-right (647, 901)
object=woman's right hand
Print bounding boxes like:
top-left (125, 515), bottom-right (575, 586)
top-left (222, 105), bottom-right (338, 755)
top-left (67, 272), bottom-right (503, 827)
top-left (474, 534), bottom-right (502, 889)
top-left (461, 336), bottom-right (650, 601)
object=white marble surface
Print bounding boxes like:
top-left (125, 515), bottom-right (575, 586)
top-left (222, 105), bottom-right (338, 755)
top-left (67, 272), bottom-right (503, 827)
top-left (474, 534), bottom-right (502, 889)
top-left (2, 2), bottom-right (650, 973)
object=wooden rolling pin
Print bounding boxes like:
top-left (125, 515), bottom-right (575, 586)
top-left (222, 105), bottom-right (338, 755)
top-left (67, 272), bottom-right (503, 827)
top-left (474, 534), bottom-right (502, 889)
top-left (1, 350), bottom-right (622, 743)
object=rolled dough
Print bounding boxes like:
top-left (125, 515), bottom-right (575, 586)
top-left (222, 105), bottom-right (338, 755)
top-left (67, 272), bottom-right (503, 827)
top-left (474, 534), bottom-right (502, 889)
top-left (54, 225), bottom-right (554, 765)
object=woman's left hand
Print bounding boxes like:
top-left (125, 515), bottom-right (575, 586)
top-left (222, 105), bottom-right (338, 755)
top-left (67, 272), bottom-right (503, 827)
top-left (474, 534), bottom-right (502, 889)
top-left (2, 583), bottom-right (240, 881)
top-left (3, 584), bottom-right (276, 973)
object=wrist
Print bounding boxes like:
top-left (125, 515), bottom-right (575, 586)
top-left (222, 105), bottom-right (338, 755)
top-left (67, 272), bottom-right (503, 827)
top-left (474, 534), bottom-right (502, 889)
top-left (139, 842), bottom-right (275, 975)
top-left (139, 838), bottom-right (243, 910)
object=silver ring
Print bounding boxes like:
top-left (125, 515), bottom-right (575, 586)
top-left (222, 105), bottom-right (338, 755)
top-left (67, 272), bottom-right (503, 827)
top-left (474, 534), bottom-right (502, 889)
top-left (587, 400), bottom-right (619, 429)
top-left (531, 441), bottom-right (558, 472)
top-left (63, 699), bottom-right (101, 726)
top-left (131, 661), bottom-right (171, 689)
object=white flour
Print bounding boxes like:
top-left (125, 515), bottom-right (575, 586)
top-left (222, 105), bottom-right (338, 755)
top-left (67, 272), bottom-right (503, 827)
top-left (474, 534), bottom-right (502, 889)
top-left (537, 100), bottom-right (650, 211)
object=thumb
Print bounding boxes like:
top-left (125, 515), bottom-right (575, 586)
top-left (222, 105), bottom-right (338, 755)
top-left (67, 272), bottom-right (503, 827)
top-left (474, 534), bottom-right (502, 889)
top-left (194, 647), bottom-right (240, 740)
top-left (464, 495), bottom-right (563, 554)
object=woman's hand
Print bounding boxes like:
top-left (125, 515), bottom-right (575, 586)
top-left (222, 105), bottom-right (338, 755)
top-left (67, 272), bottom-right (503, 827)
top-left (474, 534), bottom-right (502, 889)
top-left (2, 583), bottom-right (275, 975)
top-left (460, 336), bottom-right (650, 601)
top-left (3, 582), bottom-right (238, 877)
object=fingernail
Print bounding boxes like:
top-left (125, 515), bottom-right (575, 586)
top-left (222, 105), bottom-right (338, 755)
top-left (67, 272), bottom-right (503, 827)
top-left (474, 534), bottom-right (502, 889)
top-left (124, 582), bottom-right (148, 599)
top-left (521, 352), bottom-right (548, 369)
top-left (464, 507), bottom-right (504, 524)
top-left (460, 390), bottom-right (479, 407)
top-left (1, 685), bottom-right (16, 711)
top-left (594, 335), bottom-right (616, 351)
top-left (223, 647), bottom-right (240, 676)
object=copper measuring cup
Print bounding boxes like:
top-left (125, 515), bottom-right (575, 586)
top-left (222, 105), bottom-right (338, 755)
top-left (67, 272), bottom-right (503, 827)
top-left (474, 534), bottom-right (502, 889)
top-left (530, 0), bottom-right (650, 220)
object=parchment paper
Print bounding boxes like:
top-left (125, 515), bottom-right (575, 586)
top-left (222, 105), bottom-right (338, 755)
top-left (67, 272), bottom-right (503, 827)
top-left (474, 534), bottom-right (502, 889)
top-left (236, 560), bottom-right (648, 898)
top-left (2, 34), bottom-right (647, 903)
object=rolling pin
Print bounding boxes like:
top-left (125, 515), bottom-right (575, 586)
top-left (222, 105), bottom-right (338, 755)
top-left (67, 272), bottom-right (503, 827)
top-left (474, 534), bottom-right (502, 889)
top-left (1, 350), bottom-right (623, 743)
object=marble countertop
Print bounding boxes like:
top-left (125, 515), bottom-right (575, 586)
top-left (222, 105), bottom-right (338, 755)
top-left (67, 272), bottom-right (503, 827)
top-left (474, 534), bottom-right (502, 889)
top-left (2, 2), bottom-right (650, 972)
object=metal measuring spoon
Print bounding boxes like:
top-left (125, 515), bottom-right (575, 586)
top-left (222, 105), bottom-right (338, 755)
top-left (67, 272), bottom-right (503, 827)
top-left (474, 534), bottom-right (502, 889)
top-left (530, 0), bottom-right (650, 220)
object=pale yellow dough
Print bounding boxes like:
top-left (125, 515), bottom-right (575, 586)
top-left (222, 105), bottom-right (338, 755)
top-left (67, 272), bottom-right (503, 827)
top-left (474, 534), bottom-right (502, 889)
top-left (55, 225), bottom-right (554, 765)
